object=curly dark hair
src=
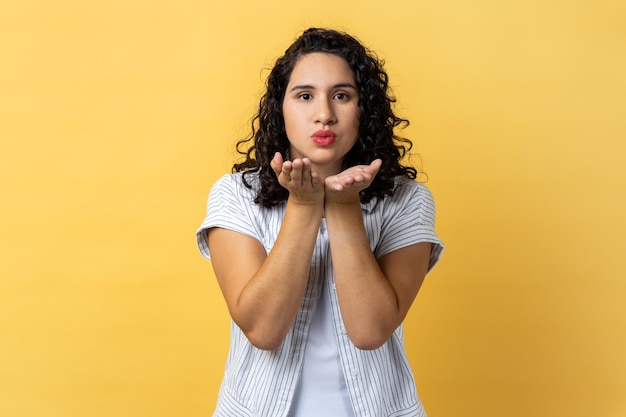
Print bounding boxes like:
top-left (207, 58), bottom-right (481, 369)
top-left (234, 27), bottom-right (417, 207)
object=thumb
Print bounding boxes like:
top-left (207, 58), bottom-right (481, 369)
top-left (270, 152), bottom-right (284, 176)
top-left (367, 159), bottom-right (383, 175)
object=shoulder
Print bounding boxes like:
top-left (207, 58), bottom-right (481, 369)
top-left (211, 171), bottom-right (251, 190)
top-left (208, 171), bottom-right (284, 223)
top-left (210, 171), bottom-right (259, 201)
top-left (368, 177), bottom-right (436, 223)
top-left (368, 177), bottom-right (443, 261)
top-left (390, 177), bottom-right (436, 206)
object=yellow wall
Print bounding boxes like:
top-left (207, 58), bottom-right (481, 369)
top-left (1, 1), bottom-right (624, 416)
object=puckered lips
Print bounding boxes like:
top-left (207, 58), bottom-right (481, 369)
top-left (311, 129), bottom-right (337, 146)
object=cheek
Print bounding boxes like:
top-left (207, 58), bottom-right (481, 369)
top-left (282, 104), bottom-right (300, 128)
top-left (346, 105), bottom-right (360, 126)
top-left (349, 110), bottom-right (361, 133)
top-left (281, 109), bottom-right (294, 134)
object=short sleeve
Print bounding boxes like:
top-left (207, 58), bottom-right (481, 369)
top-left (195, 174), bottom-right (261, 261)
top-left (375, 181), bottom-right (444, 272)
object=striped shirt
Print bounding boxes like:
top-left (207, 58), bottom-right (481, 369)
top-left (196, 172), bottom-right (443, 417)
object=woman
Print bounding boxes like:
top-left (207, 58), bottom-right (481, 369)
top-left (197, 27), bottom-right (443, 417)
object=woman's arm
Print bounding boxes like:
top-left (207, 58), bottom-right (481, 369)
top-left (324, 161), bottom-right (432, 350)
top-left (208, 155), bottom-right (324, 350)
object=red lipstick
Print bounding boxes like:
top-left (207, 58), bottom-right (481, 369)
top-left (312, 130), bottom-right (337, 146)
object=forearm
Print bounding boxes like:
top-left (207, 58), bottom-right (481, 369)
top-left (235, 199), bottom-right (323, 349)
top-left (324, 200), bottom-right (401, 349)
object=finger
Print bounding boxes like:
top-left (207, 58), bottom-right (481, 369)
top-left (301, 158), bottom-right (312, 183)
top-left (282, 161), bottom-right (293, 179)
top-left (290, 158), bottom-right (303, 182)
top-left (333, 182), bottom-right (344, 191)
top-left (351, 174), bottom-right (366, 183)
top-left (270, 152), bottom-right (284, 177)
top-left (310, 170), bottom-right (321, 186)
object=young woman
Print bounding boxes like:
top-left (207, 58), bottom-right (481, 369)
top-left (197, 27), bottom-right (443, 417)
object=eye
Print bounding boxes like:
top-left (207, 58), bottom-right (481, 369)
top-left (298, 93), bottom-right (312, 101)
top-left (334, 92), bottom-right (349, 100)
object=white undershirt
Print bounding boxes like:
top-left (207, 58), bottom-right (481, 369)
top-left (289, 221), bottom-right (355, 417)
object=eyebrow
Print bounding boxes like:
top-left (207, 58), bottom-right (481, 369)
top-left (288, 82), bottom-right (357, 93)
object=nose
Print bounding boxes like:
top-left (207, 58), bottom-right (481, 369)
top-left (314, 97), bottom-right (336, 125)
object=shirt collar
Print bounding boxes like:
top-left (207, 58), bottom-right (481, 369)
top-left (360, 197), bottom-right (378, 213)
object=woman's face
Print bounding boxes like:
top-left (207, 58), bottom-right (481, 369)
top-left (282, 52), bottom-right (360, 177)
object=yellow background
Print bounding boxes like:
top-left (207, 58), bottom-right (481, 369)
top-left (1, 0), bottom-right (625, 416)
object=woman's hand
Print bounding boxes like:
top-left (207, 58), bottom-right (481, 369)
top-left (271, 152), bottom-right (324, 205)
top-left (324, 159), bottom-right (382, 203)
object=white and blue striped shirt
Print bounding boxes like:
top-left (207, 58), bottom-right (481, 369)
top-left (197, 172), bottom-right (443, 417)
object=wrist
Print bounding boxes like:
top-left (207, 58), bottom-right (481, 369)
top-left (324, 197), bottom-right (362, 218)
top-left (324, 193), bottom-right (361, 206)
top-left (286, 195), bottom-right (324, 212)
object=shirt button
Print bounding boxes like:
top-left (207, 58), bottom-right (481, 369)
top-left (340, 327), bottom-right (347, 334)
top-left (351, 369), bottom-right (358, 377)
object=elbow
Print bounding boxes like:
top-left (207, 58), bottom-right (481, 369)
top-left (247, 336), bottom-right (284, 351)
top-left (347, 329), bottom-right (390, 351)
top-left (242, 326), bottom-right (287, 351)
top-left (353, 340), bottom-right (386, 351)
top-left (230, 311), bottom-right (289, 350)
